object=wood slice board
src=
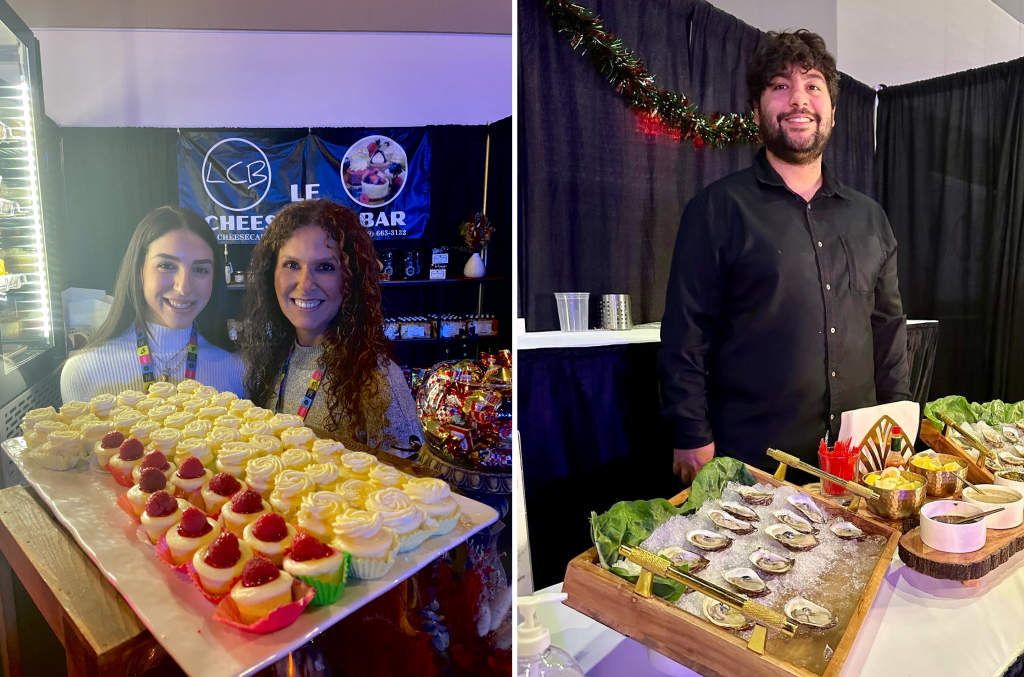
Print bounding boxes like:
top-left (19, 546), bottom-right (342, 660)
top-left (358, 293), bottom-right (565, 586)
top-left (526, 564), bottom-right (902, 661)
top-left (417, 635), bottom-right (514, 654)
top-left (898, 519), bottom-right (1024, 585)
top-left (919, 419), bottom-right (994, 484)
top-left (562, 465), bottom-right (900, 677)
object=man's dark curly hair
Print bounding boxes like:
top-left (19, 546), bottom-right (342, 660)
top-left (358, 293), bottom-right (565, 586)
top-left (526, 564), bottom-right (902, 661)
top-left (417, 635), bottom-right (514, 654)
top-left (746, 30), bottom-right (839, 110)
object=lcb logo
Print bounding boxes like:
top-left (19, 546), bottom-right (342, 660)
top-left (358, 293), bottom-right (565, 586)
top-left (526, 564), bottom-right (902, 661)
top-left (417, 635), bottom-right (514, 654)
top-left (202, 138), bottom-right (271, 212)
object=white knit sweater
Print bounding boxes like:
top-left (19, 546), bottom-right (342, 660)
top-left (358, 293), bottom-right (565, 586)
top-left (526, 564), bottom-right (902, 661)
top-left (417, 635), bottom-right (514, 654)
top-left (61, 323), bottom-right (244, 403)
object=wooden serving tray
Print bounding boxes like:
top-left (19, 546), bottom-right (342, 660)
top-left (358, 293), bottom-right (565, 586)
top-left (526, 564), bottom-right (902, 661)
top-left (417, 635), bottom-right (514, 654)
top-left (898, 517), bottom-right (1024, 585)
top-left (919, 418), bottom-right (994, 483)
top-left (562, 465), bottom-right (900, 677)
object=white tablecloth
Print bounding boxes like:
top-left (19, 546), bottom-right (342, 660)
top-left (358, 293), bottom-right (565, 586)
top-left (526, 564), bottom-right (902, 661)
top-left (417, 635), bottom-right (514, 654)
top-left (536, 546), bottom-right (1024, 677)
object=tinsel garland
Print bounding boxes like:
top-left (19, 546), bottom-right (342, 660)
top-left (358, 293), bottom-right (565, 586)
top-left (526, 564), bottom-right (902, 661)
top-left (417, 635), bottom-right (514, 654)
top-left (544, 0), bottom-right (762, 148)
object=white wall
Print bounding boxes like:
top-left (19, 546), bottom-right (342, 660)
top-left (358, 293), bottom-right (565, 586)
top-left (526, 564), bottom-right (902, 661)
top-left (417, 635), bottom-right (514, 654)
top-left (34, 28), bottom-right (512, 127)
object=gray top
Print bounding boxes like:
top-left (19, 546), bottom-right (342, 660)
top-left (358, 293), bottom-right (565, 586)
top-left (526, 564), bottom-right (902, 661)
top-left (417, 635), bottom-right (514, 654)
top-left (264, 342), bottom-right (421, 451)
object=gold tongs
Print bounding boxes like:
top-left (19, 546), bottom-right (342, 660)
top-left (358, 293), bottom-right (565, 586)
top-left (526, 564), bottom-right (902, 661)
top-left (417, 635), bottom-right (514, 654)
top-left (936, 412), bottom-right (1002, 471)
top-left (766, 448), bottom-right (879, 500)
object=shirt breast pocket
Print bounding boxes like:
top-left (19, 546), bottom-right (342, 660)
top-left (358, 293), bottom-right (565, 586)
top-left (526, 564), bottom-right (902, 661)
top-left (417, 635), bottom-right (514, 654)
top-left (839, 233), bottom-right (883, 296)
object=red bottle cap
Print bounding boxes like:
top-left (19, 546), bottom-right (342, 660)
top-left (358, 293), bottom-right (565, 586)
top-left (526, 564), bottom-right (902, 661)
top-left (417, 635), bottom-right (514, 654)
top-left (892, 426), bottom-right (902, 435)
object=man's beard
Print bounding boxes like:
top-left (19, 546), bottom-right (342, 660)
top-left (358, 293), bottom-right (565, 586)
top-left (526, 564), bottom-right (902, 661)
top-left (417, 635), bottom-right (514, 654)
top-left (760, 110), bottom-right (832, 165)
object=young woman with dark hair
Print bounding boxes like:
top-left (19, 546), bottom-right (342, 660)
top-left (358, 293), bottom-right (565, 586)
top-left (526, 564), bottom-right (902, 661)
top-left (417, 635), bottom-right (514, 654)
top-left (239, 199), bottom-right (419, 449)
top-left (60, 206), bottom-right (243, 401)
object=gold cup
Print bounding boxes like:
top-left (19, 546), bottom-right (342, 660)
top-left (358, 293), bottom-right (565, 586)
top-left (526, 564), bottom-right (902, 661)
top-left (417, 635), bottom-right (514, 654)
top-left (909, 452), bottom-right (968, 497)
top-left (860, 469), bottom-right (927, 519)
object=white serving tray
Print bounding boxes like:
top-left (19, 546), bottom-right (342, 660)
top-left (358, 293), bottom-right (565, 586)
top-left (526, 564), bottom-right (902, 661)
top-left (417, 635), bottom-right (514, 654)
top-left (1, 437), bottom-right (499, 677)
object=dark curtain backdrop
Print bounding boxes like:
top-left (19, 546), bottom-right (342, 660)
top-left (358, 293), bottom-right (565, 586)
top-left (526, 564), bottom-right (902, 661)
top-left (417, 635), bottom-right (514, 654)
top-left (518, 0), bottom-right (878, 330)
top-left (57, 121), bottom-right (511, 294)
top-left (877, 60), bottom-right (1024, 403)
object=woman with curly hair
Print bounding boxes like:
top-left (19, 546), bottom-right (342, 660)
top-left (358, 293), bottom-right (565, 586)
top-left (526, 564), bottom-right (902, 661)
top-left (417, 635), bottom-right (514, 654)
top-left (239, 199), bottom-right (420, 449)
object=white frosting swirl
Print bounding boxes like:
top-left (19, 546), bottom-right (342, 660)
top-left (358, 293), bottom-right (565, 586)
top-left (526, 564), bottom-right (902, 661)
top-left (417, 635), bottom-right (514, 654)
top-left (148, 404), bottom-right (177, 422)
top-left (245, 455), bottom-right (286, 490)
top-left (78, 420), bottom-right (113, 444)
top-left (280, 426), bottom-right (316, 449)
top-left (174, 438), bottom-right (213, 466)
top-left (114, 411), bottom-right (146, 434)
top-left (312, 438), bottom-right (345, 462)
top-left (165, 393), bottom-right (192, 409)
top-left (272, 470), bottom-right (315, 500)
top-left (60, 401), bottom-right (90, 422)
top-left (181, 419), bottom-right (213, 439)
top-left (332, 509), bottom-right (395, 559)
top-left (117, 390), bottom-right (146, 407)
top-left (216, 442), bottom-right (260, 476)
top-left (280, 448), bottom-right (316, 470)
top-left (181, 399), bottom-right (206, 414)
top-left (22, 407), bottom-right (56, 430)
top-left (196, 385), bottom-right (220, 400)
top-left (251, 434), bottom-right (284, 456)
top-left (176, 379), bottom-right (200, 394)
top-left (341, 451), bottom-right (378, 476)
top-left (207, 426), bottom-right (241, 451)
top-left (229, 399), bottom-right (254, 415)
top-left (244, 407), bottom-right (274, 421)
top-left (163, 412), bottom-right (196, 430)
top-left (89, 394), bottom-right (117, 416)
top-left (197, 406), bottom-right (228, 421)
top-left (134, 398), bottom-right (164, 414)
top-left (298, 491), bottom-right (348, 523)
top-left (214, 415), bottom-right (242, 429)
top-left (148, 427), bottom-right (182, 452)
top-left (271, 413), bottom-right (303, 432)
top-left (305, 462), bottom-right (341, 487)
top-left (129, 420), bottom-right (161, 444)
top-left (239, 420), bottom-right (275, 440)
top-left (364, 488), bottom-right (423, 535)
top-left (368, 464), bottom-right (404, 488)
top-left (210, 392), bottom-right (239, 408)
top-left (335, 479), bottom-right (374, 509)
top-left (146, 382), bottom-right (177, 398)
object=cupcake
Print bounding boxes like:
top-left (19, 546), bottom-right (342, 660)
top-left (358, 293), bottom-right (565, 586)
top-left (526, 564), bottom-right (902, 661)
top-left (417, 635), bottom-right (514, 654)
top-left (165, 506), bottom-right (221, 565)
top-left (25, 419), bottom-right (67, 449)
top-left (251, 434), bottom-right (283, 456)
top-left (192, 532), bottom-right (254, 596)
top-left (239, 420), bottom-right (275, 441)
top-left (312, 438), bottom-right (345, 464)
top-left (164, 393), bottom-right (192, 410)
top-left (334, 479), bottom-right (374, 510)
top-left (268, 470), bottom-right (316, 519)
top-left (181, 418), bottom-right (213, 439)
top-left (128, 419), bottom-right (161, 445)
top-left (229, 555), bottom-right (294, 624)
top-left (175, 438), bottom-right (214, 468)
top-left (134, 397), bottom-right (165, 415)
top-left (33, 430), bottom-right (84, 470)
top-left (59, 401), bottom-right (91, 424)
top-left (195, 384), bottom-right (220, 400)
top-left (283, 532), bottom-right (349, 605)
top-left (295, 491), bottom-right (348, 543)
top-left (197, 406), bottom-right (228, 421)
top-left (331, 509), bottom-right (398, 580)
top-left (181, 399), bottom-right (207, 415)
top-left (140, 491), bottom-right (189, 544)
top-left (280, 426), bottom-right (316, 451)
top-left (202, 472), bottom-right (248, 516)
top-left (219, 488), bottom-right (272, 537)
top-left (305, 462), bottom-right (341, 489)
top-left (170, 456), bottom-right (214, 496)
top-left (245, 455), bottom-right (287, 498)
top-left (228, 399), bottom-right (254, 417)
top-left (207, 425), bottom-right (241, 452)
top-left (216, 442), bottom-right (260, 478)
top-left (94, 430), bottom-right (125, 469)
top-left (148, 404), bottom-right (178, 424)
top-left (365, 488), bottom-right (433, 553)
top-left (242, 512), bottom-right (298, 566)
top-left (21, 406), bottom-right (56, 434)
top-left (244, 407), bottom-right (275, 422)
top-left (338, 451), bottom-right (378, 481)
top-left (127, 467), bottom-right (170, 517)
top-left (403, 478), bottom-right (461, 536)
top-left (367, 464), bottom-right (406, 491)
top-left (210, 391), bottom-right (239, 408)
top-left (270, 413), bottom-right (303, 435)
top-left (146, 382), bottom-right (177, 399)
top-left (108, 437), bottom-right (145, 478)
top-left (163, 411), bottom-right (196, 430)
top-left (176, 378), bottom-right (201, 395)
top-left (113, 410), bottom-right (146, 435)
top-left (132, 450), bottom-right (176, 483)
top-left (77, 419), bottom-right (113, 451)
top-left (280, 448), bottom-right (316, 471)
top-left (214, 414), bottom-right (243, 430)
top-left (148, 427), bottom-right (182, 455)
top-left (89, 394), bottom-right (117, 419)
top-left (108, 405), bottom-right (134, 419)
top-left (117, 390), bottom-right (147, 408)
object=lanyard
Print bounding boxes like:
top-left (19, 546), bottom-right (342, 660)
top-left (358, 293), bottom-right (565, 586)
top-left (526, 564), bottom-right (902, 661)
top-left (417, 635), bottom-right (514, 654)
top-left (276, 345), bottom-right (324, 420)
top-left (135, 322), bottom-right (198, 392)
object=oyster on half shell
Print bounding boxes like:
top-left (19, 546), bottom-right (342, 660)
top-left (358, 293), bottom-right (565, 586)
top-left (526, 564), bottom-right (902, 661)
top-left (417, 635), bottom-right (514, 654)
top-left (785, 597), bottom-right (837, 629)
top-left (829, 521), bottom-right (865, 540)
top-left (764, 523), bottom-right (819, 551)
top-left (787, 493), bottom-right (826, 524)
top-left (702, 597), bottom-right (752, 630)
top-left (749, 547), bottom-right (795, 574)
top-left (686, 529), bottom-right (733, 552)
top-left (708, 509), bottom-right (755, 535)
top-left (723, 567), bottom-right (769, 597)
top-left (773, 509), bottom-right (817, 534)
top-left (719, 500), bottom-right (759, 521)
top-left (657, 546), bottom-right (710, 574)
top-left (735, 486), bottom-right (773, 506)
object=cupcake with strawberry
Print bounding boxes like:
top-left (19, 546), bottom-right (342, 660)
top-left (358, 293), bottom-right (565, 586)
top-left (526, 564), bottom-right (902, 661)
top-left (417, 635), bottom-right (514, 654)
top-left (170, 456), bottom-right (213, 498)
top-left (283, 532), bottom-right (350, 606)
top-left (131, 450), bottom-right (176, 484)
top-left (165, 506), bottom-right (221, 566)
top-left (219, 488), bottom-right (271, 537)
top-left (140, 491), bottom-right (189, 544)
top-left (192, 532), bottom-right (254, 597)
top-left (229, 555), bottom-right (294, 624)
top-left (242, 512), bottom-right (298, 566)
top-left (201, 472), bottom-right (248, 516)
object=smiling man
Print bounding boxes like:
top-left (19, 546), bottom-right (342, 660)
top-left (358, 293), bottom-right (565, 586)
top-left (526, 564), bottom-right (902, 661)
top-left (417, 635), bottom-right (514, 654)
top-left (658, 30), bottom-right (912, 482)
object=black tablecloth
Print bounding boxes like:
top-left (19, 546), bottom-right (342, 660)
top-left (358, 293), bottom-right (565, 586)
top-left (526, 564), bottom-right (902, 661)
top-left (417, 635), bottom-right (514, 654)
top-left (519, 322), bottom-right (939, 589)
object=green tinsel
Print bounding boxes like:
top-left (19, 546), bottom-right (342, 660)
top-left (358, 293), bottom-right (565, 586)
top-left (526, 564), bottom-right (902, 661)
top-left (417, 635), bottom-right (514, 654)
top-left (544, 0), bottom-right (761, 148)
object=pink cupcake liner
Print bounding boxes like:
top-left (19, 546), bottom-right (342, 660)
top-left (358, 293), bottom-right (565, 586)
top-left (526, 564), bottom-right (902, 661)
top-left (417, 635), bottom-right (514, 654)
top-left (185, 560), bottom-right (233, 604)
top-left (115, 491), bottom-right (141, 521)
top-left (155, 534), bottom-right (190, 573)
top-left (107, 460), bottom-right (136, 488)
top-left (212, 579), bottom-right (314, 633)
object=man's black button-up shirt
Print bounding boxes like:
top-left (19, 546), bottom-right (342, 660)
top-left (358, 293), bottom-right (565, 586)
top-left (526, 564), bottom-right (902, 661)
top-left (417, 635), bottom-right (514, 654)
top-left (659, 148), bottom-right (912, 470)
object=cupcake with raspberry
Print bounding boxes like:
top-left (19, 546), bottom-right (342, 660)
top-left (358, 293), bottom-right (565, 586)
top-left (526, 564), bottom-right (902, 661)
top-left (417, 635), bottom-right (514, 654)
top-left (174, 438), bottom-right (214, 468)
top-left (242, 512), bottom-right (298, 566)
top-left (180, 418), bottom-right (213, 440)
top-left (338, 451), bottom-right (379, 482)
top-left (365, 487), bottom-right (434, 553)
top-left (245, 455), bottom-right (287, 498)
top-left (165, 506), bottom-right (221, 566)
top-left (125, 467), bottom-right (170, 518)
top-left (216, 441), bottom-right (260, 478)
top-left (331, 509), bottom-right (398, 580)
top-left (283, 532), bottom-right (350, 606)
top-left (201, 472), bottom-right (247, 516)
top-left (295, 491), bottom-right (349, 544)
top-left (147, 381), bottom-right (177, 399)
top-left (170, 456), bottom-right (213, 497)
top-left (279, 448), bottom-right (316, 472)
top-left (305, 462), bottom-right (341, 490)
top-left (334, 478), bottom-right (374, 510)
top-left (108, 437), bottom-right (146, 484)
top-left (239, 420), bottom-right (275, 442)
top-left (163, 412), bottom-right (195, 431)
top-left (176, 378), bottom-right (201, 395)
top-left (280, 426), bottom-right (316, 451)
top-left (192, 531), bottom-right (254, 597)
top-left (268, 470), bottom-right (316, 520)
top-left (131, 450), bottom-right (176, 484)
top-left (250, 434), bottom-right (283, 457)
top-left (229, 555), bottom-right (294, 624)
top-left (140, 491), bottom-right (189, 544)
top-left (403, 478), bottom-right (461, 536)
top-left (219, 488), bottom-right (272, 537)
top-left (367, 464), bottom-right (407, 491)
top-left (312, 438), bottom-right (345, 464)
top-left (93, 430), bottom-right (125, 470)
top-left (244, 406), bottom-right (274, 422)
top-left (116, 389), bottom-right (146, 408)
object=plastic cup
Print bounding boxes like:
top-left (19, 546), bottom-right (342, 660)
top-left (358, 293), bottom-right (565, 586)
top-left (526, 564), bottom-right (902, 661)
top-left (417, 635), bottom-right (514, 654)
top-left (554, 292), bottom-right (590, 331)
top-left (819, 446), bottom-right (858, 495)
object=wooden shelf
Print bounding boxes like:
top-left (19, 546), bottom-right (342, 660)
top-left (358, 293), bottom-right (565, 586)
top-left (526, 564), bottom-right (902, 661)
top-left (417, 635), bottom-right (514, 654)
top-left (225, 283), bottom-right (246, 291)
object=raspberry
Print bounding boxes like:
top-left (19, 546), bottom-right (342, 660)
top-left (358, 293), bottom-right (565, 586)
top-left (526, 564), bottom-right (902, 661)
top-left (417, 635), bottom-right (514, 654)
top-left (177, 456), bottom-right (206, 480)
top-left (240, 555), bottom-right (280, 587)
top-left (230, 489), bottom-right (263, 514)
top-left (251, 513), bottom-right (288, 542)
top-left (144, 491), bottom-right (178, 518)
top-left (138, 467), bottom-right (167, 493)
top-left (119, 438), bottom-right (144, 461)
top-left (177, 507), bottom-right (211, 537)
top-left (140, 450), bottom-right (169, 471)
top-left (204, 532), bottom-right (241, 568)
top-left (101, 431), bottom-right (125, 449)
top-left (289, 532), bottom-right (332, 562)
top-left (208, 472), bottom-right (241, 497)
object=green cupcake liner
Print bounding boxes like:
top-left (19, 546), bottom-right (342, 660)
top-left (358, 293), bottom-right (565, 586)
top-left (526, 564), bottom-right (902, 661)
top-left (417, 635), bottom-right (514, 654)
top-left (293, 552), bottom-right (351, 606)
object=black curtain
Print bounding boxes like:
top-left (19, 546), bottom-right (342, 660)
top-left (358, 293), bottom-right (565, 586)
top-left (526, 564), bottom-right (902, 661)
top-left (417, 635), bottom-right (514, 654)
top-left (877, 59), bottom-right (1024, 402)
top-left (518, 0), bottom-right (878, 330)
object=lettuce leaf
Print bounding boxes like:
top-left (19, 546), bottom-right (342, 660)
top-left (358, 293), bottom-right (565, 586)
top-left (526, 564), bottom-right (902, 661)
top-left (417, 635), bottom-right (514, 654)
top-left (924, 395), bottom-right (978, 427)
